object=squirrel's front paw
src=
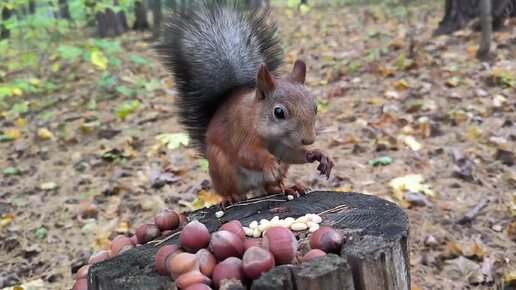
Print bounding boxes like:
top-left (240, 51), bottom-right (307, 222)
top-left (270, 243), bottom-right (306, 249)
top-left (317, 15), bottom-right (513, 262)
top-left (306, 149), bottom-right (334, 179)
top-left (263, 160), bottom-right (284, 185)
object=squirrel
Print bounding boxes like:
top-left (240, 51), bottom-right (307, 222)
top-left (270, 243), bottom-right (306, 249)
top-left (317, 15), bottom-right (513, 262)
top-left (154, 0), bottom-right (334, 203)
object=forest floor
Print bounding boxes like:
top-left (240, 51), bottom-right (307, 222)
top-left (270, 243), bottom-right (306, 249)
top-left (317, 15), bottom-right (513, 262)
top-left (1, 1), bottom-right (515, 290)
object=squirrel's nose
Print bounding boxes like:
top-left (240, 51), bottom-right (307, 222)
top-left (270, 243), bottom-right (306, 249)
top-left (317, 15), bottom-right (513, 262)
top-left (302, 138), bottom-right (315, 145)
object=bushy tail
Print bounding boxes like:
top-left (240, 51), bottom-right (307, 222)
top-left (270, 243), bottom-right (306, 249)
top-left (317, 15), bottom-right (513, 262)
top-left (154, 0), bottom-right (283, 155)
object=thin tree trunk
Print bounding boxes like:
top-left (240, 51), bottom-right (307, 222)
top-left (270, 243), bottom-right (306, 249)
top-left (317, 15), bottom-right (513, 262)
top-left (58, 0), bottom-right (72, 20)
top-left (95, 0), bottom-right (128, 37)
top-left (29, 1), bottom-right (36, 14)
top-left (151, 0), bottom-right (161, 40)
top-left (477, 0), bottom-right (492, 60)
top-left (133, 0), bottom-right (150, 31)
top-left (1, 4), bottom-right (12, 39)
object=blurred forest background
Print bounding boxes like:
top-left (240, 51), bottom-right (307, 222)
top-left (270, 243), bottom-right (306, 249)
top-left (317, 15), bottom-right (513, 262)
top-left (0, 0), bottom-right (515, 289)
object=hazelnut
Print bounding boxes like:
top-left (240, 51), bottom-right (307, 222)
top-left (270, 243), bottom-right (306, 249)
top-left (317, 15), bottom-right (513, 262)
top-left (219, 220), bottom-right (245, 241)
top-left (184, 283), bottom-right (213, 290)
top-left (155, 244), bottom-right (182, 276)
top-left (179, 214), bottom-right (189, 227)
top-left (175, 270), bottom-right (211, 289)
top-left (72, 278), bottom-right (87, 290)
top-left (212, 257), bottom-right (244, 289)
top-left (180, 220), bottom-right (210, 253)
top-left (262, 227), bottom-right (298, 265)
top-left (135, 224), bottom-right (161, 244)
top-left (167, 252), bottom-right (199, 278)
top-left (195, 248), bottom-right (217, 278)
top-left (242, 246), bottom-right (275, 280)
top-left (154, 209), bottom-right (180, 231)
top-left (76, 265), bottom-right (90, 279)
top-left (243, 239), bottom-right (262, 251)
top-left (309, 226), bottom-right (343, 253)
top-left (209, 230), bottom-right (244, 260)
top-left (302, 249), bottom-right (326, 262)
top-left (111, 236), bottom-right (135, 256)
top-left (88, 250), bottom-right (110, 264)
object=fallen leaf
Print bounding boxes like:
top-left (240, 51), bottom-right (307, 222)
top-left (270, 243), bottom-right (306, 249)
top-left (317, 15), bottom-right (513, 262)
top-left (398, 135), bottom-right (422, 151)
top-left (40, 182), bottom-right (58, 190)
top-left (368, 156), bottom-right (393, 167)
top-left (156, 133), bottom-right (190, 150)
top-left (443, 256), bottom-right (484, 284)
top-left (37, 128), bottom-right (54, 141)
top-left (389, 174), bottom-right (434, 200)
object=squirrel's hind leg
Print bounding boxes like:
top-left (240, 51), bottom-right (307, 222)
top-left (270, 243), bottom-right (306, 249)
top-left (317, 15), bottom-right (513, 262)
top-left (207, 144), bottom-right (247, 205)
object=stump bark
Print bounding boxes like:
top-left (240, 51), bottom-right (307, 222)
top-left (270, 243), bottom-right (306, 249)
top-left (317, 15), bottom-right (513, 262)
top-left (88, 191), bottom-right (410, 290)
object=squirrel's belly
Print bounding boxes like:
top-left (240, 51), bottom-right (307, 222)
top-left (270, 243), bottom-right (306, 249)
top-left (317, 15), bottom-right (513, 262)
top-left (237, 167), bottom-right (265, 191)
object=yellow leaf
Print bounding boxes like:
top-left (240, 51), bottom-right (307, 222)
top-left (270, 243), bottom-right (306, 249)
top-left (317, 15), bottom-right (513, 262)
top-left (5, 129), bottom-right (21, 140)
top-left (12, 88), bottom-right (23, 96)
top-left (17, 118), bottom-right (26, 127)
top-left (0, 213), bottom-right (15, 228)
top-left (467, 127), bottom-right (483, 140)
top-left (398, 134), bottom-right (422, 151)
top-left (29, 78), bottom-right (42, 86)
top-left (91, 50), bottom-right (108, 70)
top-left (37, 128), bottom-right (54, 140)
top-left (389, 174), bottom-right (434, 200)
top-left (299, 4), bottom-right (311, 15)
top-left (394, 79), bottom-right (409, 90)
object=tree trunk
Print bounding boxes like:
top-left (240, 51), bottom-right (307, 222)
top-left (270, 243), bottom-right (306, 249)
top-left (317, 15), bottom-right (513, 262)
top-left (1, 4), bottom-right (12, 39)
top-left (95, 0), bottom-right (128, 37)
top-left (133, 0), bottom-right (150, 31)
top-left (151, 0), bottom-right (161, 40)
top-left (58, 0), bottom-right (72, 20)
top-left (477, 0), bottom-right (492, 60)
top-left (29, 1), bottom-right (36, 14)
top-left (434, 0), bottom-right (515, 35)
top-left (88, 191), bottom-right (411, 290)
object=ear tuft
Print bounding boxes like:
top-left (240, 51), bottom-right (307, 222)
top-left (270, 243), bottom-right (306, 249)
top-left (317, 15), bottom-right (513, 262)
top-left (291, 60), bottom-right (306, 84)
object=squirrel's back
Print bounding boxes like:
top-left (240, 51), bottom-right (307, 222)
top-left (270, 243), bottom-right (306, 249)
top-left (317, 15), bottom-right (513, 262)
top-left (154, 0), bottom-right (283, 155)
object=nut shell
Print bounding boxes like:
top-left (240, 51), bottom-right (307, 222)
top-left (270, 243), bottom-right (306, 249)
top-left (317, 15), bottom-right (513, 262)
top-left (309, 226), bottom-right (343, 253)
top-left (243, 239), bottom-right (262, 251)
top-left (209, 230), bottom-right (244, 260)
top-left (135, 224), bottom-right (161, 244)
top-left (212, 257), bottom-right (244, 288)
top-left (302, 249), bottom-right (326, 262)
top-left (219, 220), bottom-right (245, 240)
top-left (155, 244), bottom-right (181, 276)
top-left (111, 236), bottom-right (135, 256)
top-left (184, 283), bottom-right (213, 290)
top-left (167, 252), bottom-right (199, 278)
top-left (76, 265), bottom-right (90, 279)
top-left (242, 246), bottom-right (275, 280)
top-left (154, 209), bottom-right (180, 231)
top-left (175, 271), bottom-right (211, 289)
top-left (179, 214), bottom-right (189, 226)
top-left (196, 248), bottom-right (217, 278)
top-left (180, 220), bottom-right (210, 253)
top-left (72, 278), bottom-right (88, 290)
top-left (88, 250), bottom-right (110, 264)
top-left (262, 227), bottom-right (298, 265)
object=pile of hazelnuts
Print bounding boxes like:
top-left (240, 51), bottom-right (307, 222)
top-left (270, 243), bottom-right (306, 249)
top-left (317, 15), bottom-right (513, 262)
top-left (72, 209), bottom-right (187, 290)
top-left (72, 209), bottom-right (344, 290)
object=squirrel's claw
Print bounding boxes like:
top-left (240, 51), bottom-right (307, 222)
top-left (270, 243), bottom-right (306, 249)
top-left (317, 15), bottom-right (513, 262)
top-left (307, 149), bottom-right (334, 180)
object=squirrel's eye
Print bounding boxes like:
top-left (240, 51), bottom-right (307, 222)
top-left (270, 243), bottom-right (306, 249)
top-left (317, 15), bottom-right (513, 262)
top-left (274, 107), bottom-right (285, 119)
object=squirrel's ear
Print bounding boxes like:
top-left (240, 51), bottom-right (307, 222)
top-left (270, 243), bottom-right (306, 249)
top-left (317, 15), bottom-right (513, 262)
top-left (256, 63), bottom-right (276, 94)
top-left (290, 59), bottom-right (306, 84)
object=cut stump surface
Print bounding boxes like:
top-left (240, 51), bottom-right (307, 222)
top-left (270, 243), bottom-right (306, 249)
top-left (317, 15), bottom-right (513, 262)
top-left (88, 191), bottom-right (410, 290)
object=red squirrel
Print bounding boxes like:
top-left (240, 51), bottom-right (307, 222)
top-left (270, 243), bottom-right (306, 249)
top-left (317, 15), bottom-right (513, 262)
top-left (155, 1), bottom-right (334, 203)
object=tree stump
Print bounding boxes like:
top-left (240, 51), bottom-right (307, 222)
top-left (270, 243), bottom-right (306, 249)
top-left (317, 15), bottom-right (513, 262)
top-left (88, 191), bottom-right (410, 290)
